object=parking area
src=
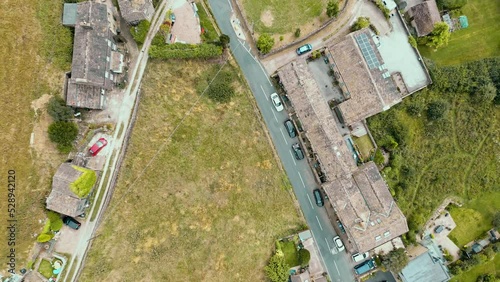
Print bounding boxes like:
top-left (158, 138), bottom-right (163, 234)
top-left (169, 0), bottom-right (201, 44)
top-left (425, 213), bottom-right (461, 260)
top-left (54, 220), bottom-right (87, 254)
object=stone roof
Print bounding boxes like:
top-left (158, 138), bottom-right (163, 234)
top-left (46, 163), bottom-right (87, 217)
top-left (400, 251), bottom-right (450, 282)
top-left (278, 59), bottom-right (408, 253)
top-left (408, 0), bottom-right (441, 37)
top-left (118, 0), bottom-right (155, 24)
top-left (326, 29), bottom-right (401, 126)
top-left (66, 1), bottom-right (115, 109)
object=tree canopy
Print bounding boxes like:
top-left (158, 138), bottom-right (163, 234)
top-left (257, 34), bottom-right (275, 54)
top-left (493, 211), bottom-right (500, 229)
top-left (48, 121), bottom-right (78, 153)
top-left (326, 0), bottom-right (340, 18)
top-left (351, 17), bottom-right (370, 32)
top-left (298, 248), bottom-right (311, 267)
top-left (380, 248), bottom-right (409, 274)
top-left (426, 22), bottom-right (450, 50)
top-left (264, 254), bottom-right (290, 282)
top-left (47, 96), bottom-right (73, 122)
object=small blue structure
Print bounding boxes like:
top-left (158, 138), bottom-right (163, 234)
top-left (459, 16), bottom-right (469, 28)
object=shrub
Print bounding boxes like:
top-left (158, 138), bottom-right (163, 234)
top-left (219, 34), bottom-right (230, 48)
top-left (47, 96), bottom-right (73, 122)
top-left (369, 24), bottom-right (380, 35)
top-left (374, 149), bottom-right (384, 165)
top-left (47, 211), bottom-right (63, 232)
top-left (36, 233), bottom-right (54, 243)
top-left (48, 121), bottom-right (78, 153)
top-left (408, 35), bottom-right (417, 48)
top-left (375, 0), bottom-right (391, 19)
top-left (426, 100), bottom-right (449, 121)
top-left (298, 249), bottom-right (311, 267)
top-left (257, 33), bottom-right (275, 54)
top-left (279, 35), bottom-right (284, 41)
top-left (295, 28), bottom-right (301, 38)
top-left (380, 248), bottom-right (409, 274)
top-left (326, 0), bottom-right (340, 18)
top-left (351, 17), bottom-right (370, 32)
top-left (437, 0), bottom-right (468, 9)
top-left (264, 254), bottom-right (290, 282)
top-left (473, 82), bottom-right (497, 104)
top-left (426, 22), bottom-right (450, 50)
top-left (206, 70), bottom-right (235, 103)
top-left (149, 43), bottom-right (223, 59)
top-left (130, 20), bottom-right (150, 44)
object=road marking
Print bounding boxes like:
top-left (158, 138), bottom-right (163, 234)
top-left (297, 172), bottom-right (305, 188)
top-left (306, 194), bottom-right (314, 209)
top-left (260, 85), bottom-right (269, 101)
top-left (316, 216), bottom-right (323, 231)
top-left (256, 60), bottom-right (273, 86)
top-left (289, 150), bottom-right (297, 165)
top-left (334, 261), bottom-right (341, 276)
top-left (279, 128), bottom-right (288, 145)
top-left (271, 109), bottom-right (278, 122)
top-left (227, 0), bottom-right (233, 11)
top-left (308, 230), bottom-right (333, 281)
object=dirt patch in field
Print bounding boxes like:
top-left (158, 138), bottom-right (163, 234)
top-left (260, 9), bottom-right (274, 27)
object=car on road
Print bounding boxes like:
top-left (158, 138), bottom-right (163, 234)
top-left (63, 216), bottom-right (81, 230)
top-left (313, 189), bottom-right (324, 207)
top-left (270, 93), bottom-right (284, 112)
top-left (292, 143), bottom-right (304, 160)
top-left (296, 44), bottom-right (313, 55)
top-left (337, 220), bottom-right (346, 234)
top-left (333, 236), bottom-right (345, 252)
top-left (354, 259), bottom-right (375, 275)
top-left (89, 137), bottom-right (108, 156)
top-left (352, 252), bottom-right (370, 262)
top-left (284, 119), bottom-right (297, 138)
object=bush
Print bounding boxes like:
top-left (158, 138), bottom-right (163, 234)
top-left (264, 254), bottom-right (290, 282)
top-left (257, 34), bottom-right (275, 54)
top-left (298, 249), bottom-right (311, 267)
top-left (149, 43), bottom-right (223, 59)
top-left (36, 233), bottom-right (54, 243)
top-left (206, 70), bottom-right (235, 103)
top-left (380, 248), bottom-right (409, 274)
top-left (375, 0), bottom-right (391, 19)
top-left (374, 149), bottom-right (384, 165)
top-left (48, 121), bottom-right (78, 153)
top-left (408, 35), bottom-right (417, 48)
top-left (47, 211), bottom-right (63, 232)
top-left (219, 34), bottom-right (230, 48)
top-left (437, 0), bottom-right (468, 9)
top-left (426, 100), bottom-right (449, 121)
top-left (326, 0), bottom-right (340, 18)
top-left (47, 96), bottom-right (73, 122)
top-left (473, 82), bottom-right (497, 104)
top-left (130, 20), bottom-right (150, 44)
top-left (351, 17), bottom-right (370, 32)
top-left (279, 35), bottom-right (284, 41)
top-left (426, 22), bottom-right (450, 50)
top-left (295, 28), bottom-right (301, 38)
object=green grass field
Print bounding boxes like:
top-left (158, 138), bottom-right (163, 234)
top-left (450, 253), bottom-right (500, 282)
top-left (241, 0), bottom-right (328, 34)
top-left (281, 241), bottom-right (299, 267)
top-left (419, 0), bottom-right (500, 65)
top-left (79, 60), bottom-right (303, 281)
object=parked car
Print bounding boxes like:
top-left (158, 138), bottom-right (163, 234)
top-left (292, 143), bottom-right (304, 160)
top-left (284, 119), bottom-right (297, 138)
top-left (270, 93), bottom-right (284, 112)
top-left (352, 252), bottom-right (370, 262)
top-left (337, 220), bottom-right (346, 234)
top-left (89, 137), bottom-right (108, 156)
top-left (354, 259), bottom-right (375, 275)
top-left (296, 44), bottom-right (313, 55)
top-left (313, 189), bottom-right (324, 207)
top-left (63, 216), bottom-right (81, 230)
top-left (333, 236), bottom-right (345, 252)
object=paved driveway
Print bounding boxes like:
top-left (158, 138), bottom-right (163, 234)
top-left (169, 0), bottom-right (201, 44)
top-left (427, 213), bottom-right (461, 260)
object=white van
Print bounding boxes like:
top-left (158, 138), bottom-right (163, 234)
top-left (352, 252), bottom-right (370, 262)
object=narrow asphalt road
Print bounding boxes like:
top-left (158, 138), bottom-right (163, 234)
top-left (207, 1), bottom-right (356, 281)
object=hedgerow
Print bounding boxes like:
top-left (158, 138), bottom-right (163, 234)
top-left (149, 43), bottom-right (222, 59)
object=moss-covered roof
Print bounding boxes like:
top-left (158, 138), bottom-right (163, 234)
top-left (70, 165), bottom-right (97, 198)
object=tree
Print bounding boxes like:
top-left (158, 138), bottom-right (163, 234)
top-left (380, 248), bottom-right (409, 274)
top-left (48, 121), bottom-right (78, 152)
top-left (295, 28), bottom-right (301, 38)
top-left (264, 254), bottom-right (290, 282)
top-left (351, 17), bottom-right (370, 32)
top-left (473, 82), bottom-right (497, 104)
top-left (476, 274), bottom-right (496, 282)
top-left (298, 249), bottom-right (311, 267)
top-left (374, 149), bottom-right (385, 165)
top-left (47, 211), bottom-right (63, 232)
top-left (426, 22), bottom-right (450, 50)
top-left (427, 100), bottom-right (449, 121)
top-left (493, 211), bottom-right (500, 229)
top-left (130, 20), bottom-right (151, 44)
top-left (326, 0), bottom-right (340, 18)
top-left (257, 33), bottom-right (275, 54)
top-left (408, 35), bottom-right (417, 48)
top-left (47, 96), bottom-right (74, 122)
top-left (219, 34), bottom-right (230, 49)
top-left (438, 0), bottom-right (468, 9)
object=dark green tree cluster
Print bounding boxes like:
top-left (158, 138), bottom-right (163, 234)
top-left (380, 248), bottom-right (409, 274)
top-left (425, 22), bottom-right (451, 50)
top-left (298, 248), bottom-right (310, 267)
top-left (48, 121), bottom-right (78, 153)
top-left (326, 0), bottom-right (340, 18)
top-left (206, 70), bottom-right (235, 103)
top-left (257, 33), bottom-right (275, 54)
top-left (149, 43), bottom-right (223, 59)
top-left (130, 20), bottom-right (151, 44)
top-left (427, 100), bottom-right (450, 121)
top-left (47, 96), bottom-right (73, 122)
top-left (476, 274), bottom-right (497, 282)
top-left (437, 0), bottom-right (468, 9)
top-left (264, 254), bottom-right (289, 282)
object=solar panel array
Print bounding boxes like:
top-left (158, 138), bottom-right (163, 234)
top-left (355, 33), bottom-right (380, 69)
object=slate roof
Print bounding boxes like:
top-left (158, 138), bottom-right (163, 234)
top-left (408, 0), bottom-right (441, 37)
top-left (118, 0), bottom-right (155, 24)
top-left (400, 251), bottom-right (450, 282)
top-left (46, 163), bottom-right (88, 217)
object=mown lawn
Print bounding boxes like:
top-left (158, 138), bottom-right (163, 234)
top-left (448, 192), bottom-right (500, 246)
top-left (0, 0), bottom-right (71, 270)
top-left (419, 0), bottom-right (500, 65)
top-left (353, 135), bottom-right (375, 161)
top-left (450, 253), bottom-right (500, 282)
top-left (281, 241), bottom-right (299, 267)
top-left (79, 60), bottom-right (304, 281)
top-left (241, 0), bottom-right (328, 34)
top-left (38, 259), bottom-right (54, 279)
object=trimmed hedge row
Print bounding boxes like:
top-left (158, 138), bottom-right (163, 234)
top-left (149, 43), bottom-right (223, 59)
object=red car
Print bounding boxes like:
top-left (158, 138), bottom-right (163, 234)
top-left (89, 138), bottom-right (108, 156)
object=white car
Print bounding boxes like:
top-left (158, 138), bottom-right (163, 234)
top-left (352, 252), bottom-right (370, 262)
top-left (333, 236), bottom-right (345, 252)
top-left (270, 93), bottom-right (284, 112)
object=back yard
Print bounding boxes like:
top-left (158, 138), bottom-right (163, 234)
top-left (419, 0), bottom-right (500, 65)
top-left (78, 60), bottom-right (304, 281)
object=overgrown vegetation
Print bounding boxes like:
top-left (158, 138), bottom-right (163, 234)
top-left (47, 96), bottom-right (74, 121)
top-left (149, 43), bottom-right (223, 59)
top-left (257, 33), bottom-right (275, 54)
top-left (424, 22), bottom-right (451, 50)
top-left (379, 248), bottom-right (409, 274)
top-left (48, 121), bottom-right (79, 153)
top-left (196, 65), bottom-right (236, 103)
top-left (374, 0), bottom-right (390, 19)
top-left (408, 35), bottom-right (417, 48)
top-left (367, 57), bottom-right (500, 236)
top-left (197, 2), bottom-right (219, 42)
top-left (265, 254), bottom-right (290, 282)
top-left (450, 252), bottom-right (499, 282)
top-left (130, 20), bottom-right (150, 44)
top-left (351, 17), bottom-right (370, 32)
top-left (37, 211), bottom-right (63, 243)
top-left (326, 0), bottom-right (340, 18)
top-left (70, 166), bottom-right (97, 198)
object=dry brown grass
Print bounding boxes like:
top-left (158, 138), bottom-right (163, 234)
top-left (0, 0), bottom-right (72, 273)
top-left (79, 60), bottom-right (304, 281)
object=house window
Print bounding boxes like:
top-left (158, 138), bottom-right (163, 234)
top-left (107, 40), bottom-right (111, 47)
top-left (384, 231), bottom-right (391, 237)
top-left (112, 43), bottom-right (116, 50)
top-left (110, 73), bottom-right (114, 81)
top-left (106, 56), bottom-right (110, 62)
top-left (375, 235), bottom-right (382, 241)
top-left (105, 71), bottom-right (109, 78)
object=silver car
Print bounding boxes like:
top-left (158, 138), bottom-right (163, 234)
top-left (270, 93), bottom-right (284, 112)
